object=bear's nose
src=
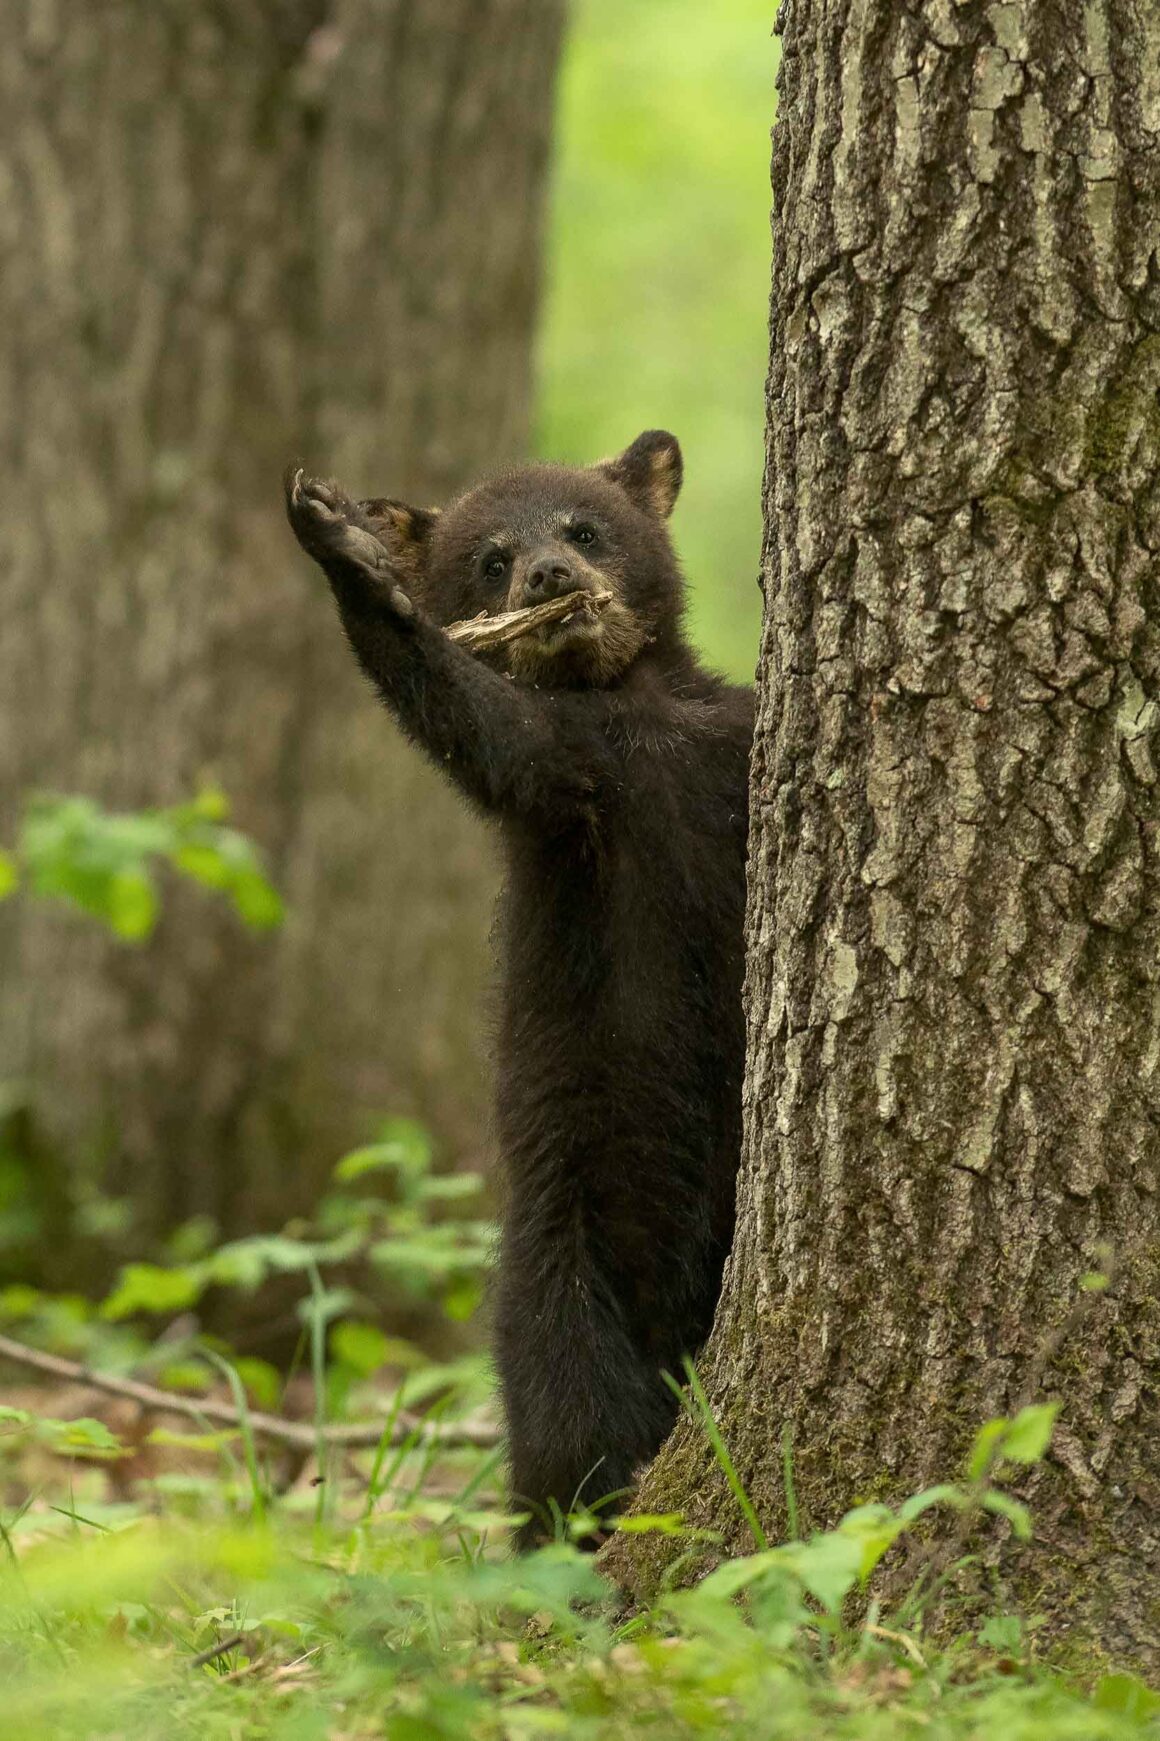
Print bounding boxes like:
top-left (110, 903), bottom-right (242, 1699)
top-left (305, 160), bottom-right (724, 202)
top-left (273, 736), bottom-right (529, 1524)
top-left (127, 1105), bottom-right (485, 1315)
top-left (524, 556), bottom-right (574, 602)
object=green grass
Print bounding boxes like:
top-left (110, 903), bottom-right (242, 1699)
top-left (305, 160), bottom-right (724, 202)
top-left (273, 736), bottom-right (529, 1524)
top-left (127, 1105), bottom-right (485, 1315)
top-left (2, 1459), bottom-right (1158, 1741)
top-left (538, 0), bottom-right (778, 679)
top-left (1, 1156), bottom-right (1155, 1739)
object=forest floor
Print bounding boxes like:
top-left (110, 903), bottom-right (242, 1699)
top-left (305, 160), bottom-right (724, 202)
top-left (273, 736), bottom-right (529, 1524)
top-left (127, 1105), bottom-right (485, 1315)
top-left (2, 1370), bottom-right (1157, 1741)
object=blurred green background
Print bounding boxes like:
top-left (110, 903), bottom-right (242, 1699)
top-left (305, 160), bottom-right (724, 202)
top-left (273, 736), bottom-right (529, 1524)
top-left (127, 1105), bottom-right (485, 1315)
top-left (539, 0), bottom-right (777, 679)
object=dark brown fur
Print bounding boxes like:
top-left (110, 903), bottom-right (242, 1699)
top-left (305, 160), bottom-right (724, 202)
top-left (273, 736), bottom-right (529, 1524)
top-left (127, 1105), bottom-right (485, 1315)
top-left (284, 432), bottom-right (753, 1545)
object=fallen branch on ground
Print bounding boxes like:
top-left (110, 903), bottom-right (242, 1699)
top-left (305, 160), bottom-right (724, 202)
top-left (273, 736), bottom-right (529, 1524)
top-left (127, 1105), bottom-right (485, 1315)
top-left (446, 589), bottom-right (612, 651)
top-left (190, 1632), bottom-right (248, 1669)
top-left (0, 1331), bottom-right (499, 1453)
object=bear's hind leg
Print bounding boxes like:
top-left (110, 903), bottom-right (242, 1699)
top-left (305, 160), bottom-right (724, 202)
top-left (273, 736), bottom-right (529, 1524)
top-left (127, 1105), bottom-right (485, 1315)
top-left (496, 1259), bottom-right (677, 1551)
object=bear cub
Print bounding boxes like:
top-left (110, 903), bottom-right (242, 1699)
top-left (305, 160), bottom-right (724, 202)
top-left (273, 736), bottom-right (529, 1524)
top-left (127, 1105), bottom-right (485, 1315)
top-left (285, 432), bottom-right (753, 1547)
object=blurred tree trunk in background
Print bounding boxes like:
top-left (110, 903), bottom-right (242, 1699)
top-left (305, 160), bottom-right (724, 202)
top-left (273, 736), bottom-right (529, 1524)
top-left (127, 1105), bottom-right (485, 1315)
top-left (0, 0), bottom-right (564, 1267)
top-left (611, 0), bottom-right (1160, 1667)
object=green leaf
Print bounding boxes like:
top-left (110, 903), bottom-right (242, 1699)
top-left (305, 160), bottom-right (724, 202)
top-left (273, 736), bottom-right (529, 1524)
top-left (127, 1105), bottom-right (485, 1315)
top-left (330, 1320), bottom-right (390, 1376)
top-left (968, 1416), bottom-right (1009, 1480)
top-left (369, 1229), bottom-right (492, 1284)
top-left (229, 869), bottom-right (284, 930)
top-left (376, 1116), bottom-right (432, 1175)
top-left (442, 1275), bottom-right (484, 1321)
top-left (207, 1231), bottom-right (359, 1290)
top-left (697, 1548), bottom-right (789, 1600)
top-left (0, 850), bottom-right (18, 899)
top-left (978, 1614), bottom-right (1023, 1653)
top-left (74, 1194), bottom-right (133, 1239)
top-left (147, 1427), bottom-right (239, 1453)
top-left (296, 1286), bottom-right (355, 1327)
top-left (0, 1284), bottom-right (43, 1320)
top-left (171, 833), bottom-right (283, 931)
top-left (171, 842), bottom-right (231, 890)
top-left (232, 1357), bottom-right (281, 1411)
top-left (16, 791), bottom-right (282, 940)
top-left (164, 1214), bottom-right (219, 1263)
top-left (1093, 1673), bottom-right (1160, 1718)
top-left (156, 1359), bottom-right (215, 1392)
top-left (335, 1142), bottom-right (418, 1183)
top-left (52, 1416), bottom-right (125, 1456)
top-left (368, 1335), bottom-right (428, 1370)
top-left (2, 1407), bottom-right (124, 1457)
top-left (106, 868), bottom-right (159, 940)
top-left (190, 786), bottom-right (230, 824)
top-left (748, 1572), bottom-right (812, 1650)
top-left (417, 1173), bottom-right (484, 1202)
top-left (101, 1262), bottom-right (204, 1320)
top-left (898, 1483), bottom-right (967, 1522)
top-left (1001, 1402), bottom-right (1059, 1465)
top-left (782, 1531), bottom-right (864, 1612)
top-left (981, 1490), bottom-right (1033, 1540)
top-left (834, 1503), bottom-right (906, 1583)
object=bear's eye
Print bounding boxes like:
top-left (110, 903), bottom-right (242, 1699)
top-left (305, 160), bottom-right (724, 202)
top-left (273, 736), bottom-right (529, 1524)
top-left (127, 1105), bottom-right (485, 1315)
top-left (483, 553), bottom-right (508, 580)
top-left (569, 524), bottom-right (597, 548)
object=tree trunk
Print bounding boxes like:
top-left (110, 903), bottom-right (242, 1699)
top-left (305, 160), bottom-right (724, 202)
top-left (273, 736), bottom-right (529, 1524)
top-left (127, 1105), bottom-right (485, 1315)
top-left (612, 0), bottom-right (1160, 1669)
top-left (0, 0), bottom-right (564, 1256)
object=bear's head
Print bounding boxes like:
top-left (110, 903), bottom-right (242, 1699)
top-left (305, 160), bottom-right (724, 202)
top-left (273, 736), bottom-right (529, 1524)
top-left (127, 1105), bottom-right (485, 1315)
top-left (361, 431), bottom-right (686, 688)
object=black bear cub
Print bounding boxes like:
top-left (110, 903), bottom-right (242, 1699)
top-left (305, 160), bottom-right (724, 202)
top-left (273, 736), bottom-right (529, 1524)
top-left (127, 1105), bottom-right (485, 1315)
top-left (285, 432), bottom-right (753, 1547)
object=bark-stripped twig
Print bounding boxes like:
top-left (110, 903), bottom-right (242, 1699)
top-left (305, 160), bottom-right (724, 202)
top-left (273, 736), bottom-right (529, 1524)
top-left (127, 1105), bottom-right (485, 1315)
top-left (446, 589), bottom-right (613, 651)
top-left (0, 1331), bottom-right (499, 1452)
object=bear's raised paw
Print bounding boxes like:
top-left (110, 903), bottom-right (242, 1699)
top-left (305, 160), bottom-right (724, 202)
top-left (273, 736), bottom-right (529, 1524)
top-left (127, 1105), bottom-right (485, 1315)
top-left (283, 465), bottom-right (415, 619)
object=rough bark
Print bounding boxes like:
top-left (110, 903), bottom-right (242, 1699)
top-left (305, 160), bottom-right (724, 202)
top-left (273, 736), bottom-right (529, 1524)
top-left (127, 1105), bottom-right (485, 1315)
top-left (0, 0), bottom-right (563, 1252)
top-left (611, 0), bottom-right (1160, 1670)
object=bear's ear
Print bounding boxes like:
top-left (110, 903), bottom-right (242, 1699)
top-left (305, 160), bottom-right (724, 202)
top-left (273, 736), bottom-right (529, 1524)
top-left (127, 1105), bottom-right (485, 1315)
top-left (598, 430), bottom-right (683, 519)
top-left (358, 498), bottom-right (439, 582)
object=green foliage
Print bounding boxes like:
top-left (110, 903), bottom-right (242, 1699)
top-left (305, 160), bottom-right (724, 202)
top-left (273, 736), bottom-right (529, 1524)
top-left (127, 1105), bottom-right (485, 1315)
top-left (951, 1409), bottom-right (1059, 1547)
top-left (3, 789), bottom-right (282, 940)
top-left (333, 1116), bottom-right (432, 1184)
top-left (95, 1116), bottom-right (494, 1338)
top-left (539, 0), bottom-right (777, 679)
top-left (0, 1174), bottom-right (1150, 1737)
top-left (0, 1106), bottom-right (494, 1475)
top-left (0, 1416), bottom-right (1155, 1740)
top-left (661, 1390), bottom-right (1065, 1644)
top-left (1096, 1676), bottom-right (1160, 1720)
top-left (0, 788), bottom-right (283, 1287)
top-left (0, 1405), bottom-right (123, 1459)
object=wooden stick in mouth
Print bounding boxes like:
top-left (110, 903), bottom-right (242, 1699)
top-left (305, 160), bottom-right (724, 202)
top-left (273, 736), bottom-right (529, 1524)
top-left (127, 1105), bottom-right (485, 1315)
top-left (446, 589), bottom-right (613, 652)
